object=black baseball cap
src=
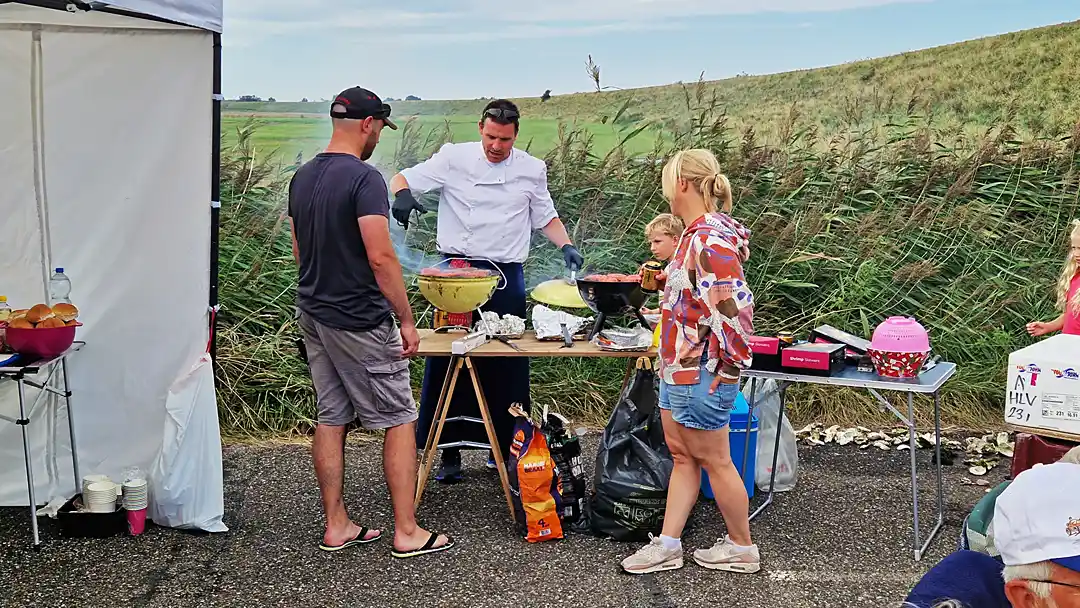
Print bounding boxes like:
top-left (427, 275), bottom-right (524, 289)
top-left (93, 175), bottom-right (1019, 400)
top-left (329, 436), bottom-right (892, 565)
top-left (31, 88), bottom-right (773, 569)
top-left (329, 86), bottom-right (397, 130)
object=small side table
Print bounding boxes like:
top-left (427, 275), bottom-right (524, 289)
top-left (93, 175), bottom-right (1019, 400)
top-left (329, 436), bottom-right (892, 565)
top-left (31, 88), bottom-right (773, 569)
top-left (0, 342), bottom-right (85, 546)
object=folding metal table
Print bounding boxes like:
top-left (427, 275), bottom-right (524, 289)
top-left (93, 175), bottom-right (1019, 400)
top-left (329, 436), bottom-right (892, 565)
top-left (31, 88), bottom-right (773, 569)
top-left (0, 342), bottom-right (84, 546)
top-left (739, 361), bottom-right (957, 561)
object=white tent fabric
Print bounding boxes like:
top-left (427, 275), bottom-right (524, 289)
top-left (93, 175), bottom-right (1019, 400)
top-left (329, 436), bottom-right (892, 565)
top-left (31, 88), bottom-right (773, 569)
top-left (0, 4), bottom-right (224, 531)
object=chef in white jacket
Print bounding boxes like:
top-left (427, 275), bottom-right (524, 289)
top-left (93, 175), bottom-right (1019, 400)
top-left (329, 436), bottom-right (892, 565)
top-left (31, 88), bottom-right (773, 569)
top-left (389, 99), bottom-right (583, 483)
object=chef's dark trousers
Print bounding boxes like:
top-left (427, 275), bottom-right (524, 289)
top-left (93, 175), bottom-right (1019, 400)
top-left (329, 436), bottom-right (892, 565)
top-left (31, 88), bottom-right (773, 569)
top-left (416, 258), bottom-right (530, 464)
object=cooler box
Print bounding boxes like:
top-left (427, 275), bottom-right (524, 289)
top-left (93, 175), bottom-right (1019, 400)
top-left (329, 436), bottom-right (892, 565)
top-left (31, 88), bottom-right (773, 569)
top-left (1006, 334), bottom-right (1080, 438)
top-left (701, 392), bottom-right (758, 500)
top-left (1011, 432), bottom-right (1079, 478)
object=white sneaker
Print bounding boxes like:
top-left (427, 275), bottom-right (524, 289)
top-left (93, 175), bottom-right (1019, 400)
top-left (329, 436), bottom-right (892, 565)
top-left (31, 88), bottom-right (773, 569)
top-left (692, 535), bottom-right (761, 573)
top-left (620, 534), bottom-right (684, 575)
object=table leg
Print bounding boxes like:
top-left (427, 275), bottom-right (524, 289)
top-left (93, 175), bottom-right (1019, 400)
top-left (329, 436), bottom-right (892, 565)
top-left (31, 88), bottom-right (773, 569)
top-left (750, 380), bottom-right (786, 521)
top-left (415, 357), bottom-right (463, 508)
top-left (465, 358), bottom-right (517, 524)
top-left (740, 377), bottom-right (758, 480)
top-left (17, 379), bottom-right (40, 546)
top-left (618, 359), bottom-right (635, 398)
top-left (907, 391), bottom-right (922, 560)
top-left (420, 356), bottom-right (457, 458)
top-left (61, 359), bottom-right (81, 493)
top-left (916, 390), bottom-right (946, 562)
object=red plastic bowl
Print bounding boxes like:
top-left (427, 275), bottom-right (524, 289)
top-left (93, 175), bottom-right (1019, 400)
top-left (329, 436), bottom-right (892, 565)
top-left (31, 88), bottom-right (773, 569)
top-left (4, 322), bottom-right (80, 358)
top-left (867, 348), bottom-right (928, 379)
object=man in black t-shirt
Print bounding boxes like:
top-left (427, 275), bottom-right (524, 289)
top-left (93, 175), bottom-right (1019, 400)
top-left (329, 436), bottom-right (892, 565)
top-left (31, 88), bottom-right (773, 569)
top-left (287, 87), bottom-right (453, 558)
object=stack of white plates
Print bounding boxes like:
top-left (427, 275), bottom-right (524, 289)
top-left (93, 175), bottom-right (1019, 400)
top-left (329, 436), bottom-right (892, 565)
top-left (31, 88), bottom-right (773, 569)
top-left (81, 474), bottom-right (110, 496)
top-left (85, 481), bottom-right (119, 513)
top-left (122, 478), bottom-right (148, 511)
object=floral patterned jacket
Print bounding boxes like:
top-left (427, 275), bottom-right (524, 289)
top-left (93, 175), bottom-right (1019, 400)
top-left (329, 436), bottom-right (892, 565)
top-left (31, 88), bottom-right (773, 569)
top-left (658, 213), bottom-right (755, 386)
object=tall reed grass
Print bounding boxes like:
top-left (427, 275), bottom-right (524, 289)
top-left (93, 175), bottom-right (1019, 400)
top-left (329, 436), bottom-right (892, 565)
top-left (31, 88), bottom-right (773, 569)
top-left (214, 83), bottom-right (1080, 437)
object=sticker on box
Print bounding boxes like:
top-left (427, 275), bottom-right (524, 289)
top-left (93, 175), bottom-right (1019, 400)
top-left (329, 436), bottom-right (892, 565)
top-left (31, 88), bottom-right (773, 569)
top-left (1041, 393), bottom-right (1080, 421)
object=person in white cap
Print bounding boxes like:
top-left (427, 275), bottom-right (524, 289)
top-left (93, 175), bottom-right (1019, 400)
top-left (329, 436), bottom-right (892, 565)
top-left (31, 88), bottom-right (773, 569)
top-left (994, 461), bottom-right (1080, 607)
top-left (905, 459), bottom-right (1080, 608)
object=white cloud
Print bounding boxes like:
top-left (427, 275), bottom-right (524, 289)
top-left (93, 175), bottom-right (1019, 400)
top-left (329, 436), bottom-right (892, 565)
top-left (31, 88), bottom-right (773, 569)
top-left (222, 0), bottom-right (928, 47)
top-left (390, 20), bottom-right (687, 45)
top-left (222, 6), bottom-right (464, 47)
top-left (449, 0), bottom-right (930, 23)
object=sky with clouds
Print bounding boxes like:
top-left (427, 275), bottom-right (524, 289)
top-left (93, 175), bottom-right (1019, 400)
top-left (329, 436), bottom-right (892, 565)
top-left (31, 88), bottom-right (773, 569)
top-left (221, 0), bottom-right (1079, 102)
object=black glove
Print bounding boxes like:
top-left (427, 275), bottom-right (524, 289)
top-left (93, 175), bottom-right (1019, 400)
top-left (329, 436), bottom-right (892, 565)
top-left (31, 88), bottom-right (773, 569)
top-left (561, 244), bottom-right (584, 272)
top-left (391, 189), bottom-right (425, 229)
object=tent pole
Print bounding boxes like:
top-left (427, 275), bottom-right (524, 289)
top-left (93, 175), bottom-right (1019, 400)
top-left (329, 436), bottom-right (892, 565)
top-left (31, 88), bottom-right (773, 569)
top-left (209, 32), bottom-right (222, 362)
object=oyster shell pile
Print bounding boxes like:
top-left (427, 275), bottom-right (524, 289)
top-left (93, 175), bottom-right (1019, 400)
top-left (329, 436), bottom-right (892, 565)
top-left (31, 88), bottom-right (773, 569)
top-left (794, 424), bottom-right (1015, 476)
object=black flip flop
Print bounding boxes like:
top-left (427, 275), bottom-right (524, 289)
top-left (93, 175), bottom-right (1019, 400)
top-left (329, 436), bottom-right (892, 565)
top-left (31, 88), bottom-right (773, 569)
top-left (391, 532), bottom-right (455, 559)
top-left (318, 527), bottom-right (382, 552)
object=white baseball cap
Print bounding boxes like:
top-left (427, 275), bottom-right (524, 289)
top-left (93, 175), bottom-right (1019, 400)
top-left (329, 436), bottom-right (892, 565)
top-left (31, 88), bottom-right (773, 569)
top-left (994, 461), bottom-right (1080, 572)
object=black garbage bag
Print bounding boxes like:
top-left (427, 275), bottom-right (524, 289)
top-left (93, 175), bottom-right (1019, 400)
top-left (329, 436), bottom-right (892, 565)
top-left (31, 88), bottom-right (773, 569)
top-left (588, 357), bottom-right (673, 542)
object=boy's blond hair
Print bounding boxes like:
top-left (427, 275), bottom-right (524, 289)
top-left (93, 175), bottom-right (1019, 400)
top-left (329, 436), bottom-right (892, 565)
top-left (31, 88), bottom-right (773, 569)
top-left (645, 213), bottom-right (685, 239)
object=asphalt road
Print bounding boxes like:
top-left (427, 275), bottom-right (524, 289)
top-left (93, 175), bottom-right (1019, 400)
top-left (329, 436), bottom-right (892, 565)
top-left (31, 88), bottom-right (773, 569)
top-left (0, 434), bottom-right (1009, 608)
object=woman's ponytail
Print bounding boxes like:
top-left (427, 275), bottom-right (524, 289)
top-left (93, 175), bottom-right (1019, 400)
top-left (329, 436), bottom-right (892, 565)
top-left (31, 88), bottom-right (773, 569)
top-left (714, 173), bottom-right (732, 213)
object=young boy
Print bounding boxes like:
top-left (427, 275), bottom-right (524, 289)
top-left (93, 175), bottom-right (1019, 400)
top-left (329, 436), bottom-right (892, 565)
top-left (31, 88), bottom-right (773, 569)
top-left (641, 213), bottom-right (684, 316)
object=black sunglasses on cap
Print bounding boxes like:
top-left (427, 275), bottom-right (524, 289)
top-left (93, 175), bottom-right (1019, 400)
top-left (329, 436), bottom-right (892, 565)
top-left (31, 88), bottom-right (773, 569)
top-left (483, 107), bottom-right (519, 122)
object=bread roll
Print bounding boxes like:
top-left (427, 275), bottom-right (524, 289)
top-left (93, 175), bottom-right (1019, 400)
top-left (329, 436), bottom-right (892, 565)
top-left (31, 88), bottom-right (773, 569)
top-left (40, 317), bottom-right (66, 328)
top-left (26, 304), bottom-right (54, 324)
top-left (52, 302), bottom-right (79, 322)
top-left (8, 318), bottom-right (34, 329)
top-left (10, 309), bottom-right (28, 320)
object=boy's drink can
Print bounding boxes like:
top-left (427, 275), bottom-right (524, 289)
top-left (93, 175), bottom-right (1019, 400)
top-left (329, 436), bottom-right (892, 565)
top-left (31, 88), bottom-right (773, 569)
top-left (778, 331), bottom-right (795, 345)
top-left (641, 261), bottom-right (664, 292)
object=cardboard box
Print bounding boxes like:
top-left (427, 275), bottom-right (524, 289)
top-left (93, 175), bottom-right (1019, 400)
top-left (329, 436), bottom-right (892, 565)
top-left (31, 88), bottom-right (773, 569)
top-left (1006, 334), bottom-right (1080, 439)
top-left (781, 342), bottom-right (846, 377)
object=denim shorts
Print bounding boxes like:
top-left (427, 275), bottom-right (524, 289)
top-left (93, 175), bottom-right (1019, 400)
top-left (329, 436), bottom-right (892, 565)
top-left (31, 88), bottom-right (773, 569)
top-left (659, 366), bottom-right (739, 431)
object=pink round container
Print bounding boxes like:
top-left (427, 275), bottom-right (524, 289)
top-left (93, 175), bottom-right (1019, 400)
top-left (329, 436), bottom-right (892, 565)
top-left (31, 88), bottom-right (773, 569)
top-left (869, 316), bottom-right (930, 353)
top-left (867, 316), bottom-right (931, 378)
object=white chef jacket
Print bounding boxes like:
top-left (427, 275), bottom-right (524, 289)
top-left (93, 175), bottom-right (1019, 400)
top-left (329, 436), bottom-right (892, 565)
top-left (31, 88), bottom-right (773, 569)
top-left (399, 141), bottom-right (560, 264)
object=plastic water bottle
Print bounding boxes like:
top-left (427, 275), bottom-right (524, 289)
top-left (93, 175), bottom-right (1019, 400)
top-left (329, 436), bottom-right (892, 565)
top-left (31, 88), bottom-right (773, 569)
top-left (49, 268), bottom-right (72, 304)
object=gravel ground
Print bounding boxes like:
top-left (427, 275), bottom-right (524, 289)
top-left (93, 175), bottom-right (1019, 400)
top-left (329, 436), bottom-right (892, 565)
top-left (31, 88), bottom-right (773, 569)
top-left (0, 433), bottom-right (1009, 608)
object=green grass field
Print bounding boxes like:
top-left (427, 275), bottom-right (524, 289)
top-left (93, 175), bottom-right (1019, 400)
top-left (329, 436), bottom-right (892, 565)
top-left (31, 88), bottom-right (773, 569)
top-left (225, 18), bottom-right (1080, 150)
top-left (221, 112), bottom-right (663, 167)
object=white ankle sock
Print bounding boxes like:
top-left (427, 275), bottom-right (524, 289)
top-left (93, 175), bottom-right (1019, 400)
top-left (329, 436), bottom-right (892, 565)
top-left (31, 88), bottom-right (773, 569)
top-left (659, 535), bottom-right (682, 551)
top-left (727, 537), bottom-right (754, 551)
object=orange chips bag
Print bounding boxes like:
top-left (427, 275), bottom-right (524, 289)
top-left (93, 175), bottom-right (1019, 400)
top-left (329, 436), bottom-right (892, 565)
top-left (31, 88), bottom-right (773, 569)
top-left (508, 406), bottom-right (564, 543)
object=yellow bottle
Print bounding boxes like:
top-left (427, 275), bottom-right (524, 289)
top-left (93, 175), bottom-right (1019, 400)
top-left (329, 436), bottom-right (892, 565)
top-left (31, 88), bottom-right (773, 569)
top-left (0, 295), bottom-right (9, 354)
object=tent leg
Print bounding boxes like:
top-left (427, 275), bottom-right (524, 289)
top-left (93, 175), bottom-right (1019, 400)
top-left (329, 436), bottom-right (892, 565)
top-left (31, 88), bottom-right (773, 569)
top-left (18, 379), bottom-right (41, 546)
top-left (208, 32), bottom-right (222, 361)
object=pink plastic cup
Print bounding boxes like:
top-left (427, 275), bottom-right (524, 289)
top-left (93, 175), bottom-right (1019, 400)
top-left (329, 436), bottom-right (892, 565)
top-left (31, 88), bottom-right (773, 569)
top-left (127, 508), bottom-right (147, 536)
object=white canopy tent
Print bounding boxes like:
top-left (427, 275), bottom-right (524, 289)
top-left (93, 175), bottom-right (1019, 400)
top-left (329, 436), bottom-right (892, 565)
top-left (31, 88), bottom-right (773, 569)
top-left (0, 0), bottom-right (226, 533)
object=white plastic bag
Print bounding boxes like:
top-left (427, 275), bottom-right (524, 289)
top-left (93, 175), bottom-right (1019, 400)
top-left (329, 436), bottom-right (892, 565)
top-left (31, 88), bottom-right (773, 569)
top-left (743, 378), bottom-right (798, 493)
top-left (147, 353), bottom-right (228, 532)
